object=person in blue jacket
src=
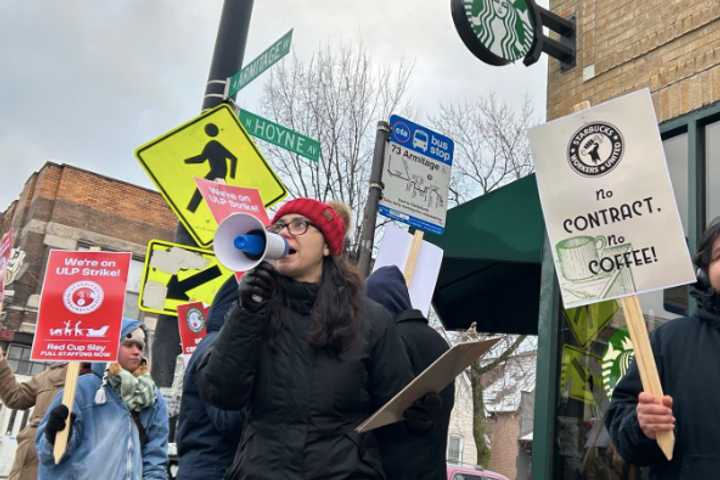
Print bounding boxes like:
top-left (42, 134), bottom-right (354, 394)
top-left (35, 318), bottom-right (169, 479)
top-left (176, 276), bottom-right (245, 479)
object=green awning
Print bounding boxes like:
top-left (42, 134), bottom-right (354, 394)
top-left (425, 174), bottom-right (546, 334)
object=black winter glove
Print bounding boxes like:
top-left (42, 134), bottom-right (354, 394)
top-left (403, 392), bottom-right (444, 433)
top-left (238, 261), bottom-right (277, 312)
top-left (45, 405), bottom-right (76, 444)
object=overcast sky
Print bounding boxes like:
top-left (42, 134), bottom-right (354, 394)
top-left (1, 0), bottom-right (548, 208)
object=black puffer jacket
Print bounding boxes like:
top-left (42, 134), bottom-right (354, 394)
top-left (176, 276), bottom-right (245, 479)
top-left (605, 289), bottom-right (720, 479)
top-left (367, 266), bottom-right (454, 480)
top-left (197, 276), bottom-right (413, 480)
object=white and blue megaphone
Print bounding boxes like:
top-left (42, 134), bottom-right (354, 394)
top-left (213, 213), bottom-right (289, 272)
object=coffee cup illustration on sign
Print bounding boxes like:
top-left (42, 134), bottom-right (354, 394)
top-left (555, 236), bottom-right (638, 302)
top-left (597, 243), bottom-right (637, 298)
top-left (556, 235), bottom-right (607, 281)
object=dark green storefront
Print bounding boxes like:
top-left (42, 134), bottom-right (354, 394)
top-left (426, 101), bottom-right (720, 478)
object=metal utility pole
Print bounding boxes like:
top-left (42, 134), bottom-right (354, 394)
top-left (357, 121), bottom-right (389, 276)
top-left (151, 0), bottom-right (255, 387)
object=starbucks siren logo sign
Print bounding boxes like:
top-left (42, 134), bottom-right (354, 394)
top-left (452, 0), bottom-right (537, 66)
top-left (602, 329), bottom-right (634, 398)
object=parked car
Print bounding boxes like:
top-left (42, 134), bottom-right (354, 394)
top-left (447, 463), bottom-right (510, 480)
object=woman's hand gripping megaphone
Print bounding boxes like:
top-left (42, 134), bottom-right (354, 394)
top-left (237, 261), bottom-right (277, 312)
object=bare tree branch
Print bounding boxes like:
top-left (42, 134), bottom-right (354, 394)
top-left (259, 44), bottom-right (413, 257)
top-left (428, 93), bottom-right (536, 206)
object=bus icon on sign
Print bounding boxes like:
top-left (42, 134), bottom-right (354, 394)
top-left (412, 130), bottom-right (429, 152)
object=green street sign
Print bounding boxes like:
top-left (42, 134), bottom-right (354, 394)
top-left (228, 29), bottom-right (293, 96)
top-left (239, 109), bottom-right (320, 162)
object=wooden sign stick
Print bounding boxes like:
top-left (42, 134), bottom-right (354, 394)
top-left (53, 361), bottom-right (80, 464)
top-left (572, 100), bottom-right (673, 460)
top-left (619, 295), bottom-right (674, 460)
top-left (403, 230), bottom-right (424, 284)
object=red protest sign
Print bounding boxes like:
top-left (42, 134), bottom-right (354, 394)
top-left (31, 250), bottom-right (132, 363)
top-left (195, 179), bottom-right (267, 282)
top-left (177, 302), bottom-right (209, 355)
top-left (0, 231), bottom-right (13, 307)
top-left (195, 179), bottom-right (269, 226)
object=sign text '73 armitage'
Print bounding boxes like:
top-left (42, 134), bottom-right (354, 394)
top-left (378, 115), bottom-right (454, 235)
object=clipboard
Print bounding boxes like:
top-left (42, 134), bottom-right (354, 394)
top-left (356, 337), bottom-right (499, 432)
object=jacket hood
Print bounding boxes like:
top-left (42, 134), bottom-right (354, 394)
top-left (206, 276), bottom-right (240, 333)
top-left (691, 285), bottom-right (720, 330)
top-left (366, 265), bottom-right (412, 317)
top-left (91, 318), bottom-right (142, 378)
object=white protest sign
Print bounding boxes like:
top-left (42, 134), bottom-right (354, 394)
top-left (372, 224), bottom-right (443, 316)
top-left (528, 89), bottom-right (695, 309)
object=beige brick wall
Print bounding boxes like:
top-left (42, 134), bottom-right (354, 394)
top-left (447, 377), bottom-right (478, 466)
top-left (548, 0), bottom-right (720, 121)
top-left (448, 378), bottom-right (526, 477)
top-left (487, 412), bottom-right (521, 479)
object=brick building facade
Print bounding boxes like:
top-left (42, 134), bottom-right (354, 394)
top-left (548, 0), bottom-right (720, 122)
top-left (0, 162), bottom-right (176, 359)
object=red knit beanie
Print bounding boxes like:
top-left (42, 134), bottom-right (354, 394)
top-left (271, 198), bottom-right (346, 255)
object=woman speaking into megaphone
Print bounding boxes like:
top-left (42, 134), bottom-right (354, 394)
top-left (196, 198), bottom-right (414, 480)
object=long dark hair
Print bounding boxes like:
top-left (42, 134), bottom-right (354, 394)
top-left (264, 256), bottom-right (363, 354)
top-left (307, 255), bottom-right (363, 353)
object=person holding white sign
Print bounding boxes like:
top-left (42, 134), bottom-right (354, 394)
top-left (605, 221), bottom-right (720, 478)
top-left (197, 199), bottom-right (414, 480)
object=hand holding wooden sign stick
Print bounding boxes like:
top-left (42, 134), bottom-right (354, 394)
top-left (573, 100), bottom-right (673, 460)
top-left (618, 295), bottom-right (674, 459)
top-left (53, 361), bottom-right (80, 463)
top-left (528, 91), bottom-right (696, 460)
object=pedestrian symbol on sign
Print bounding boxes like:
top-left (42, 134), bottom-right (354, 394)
top-left (135, 104), bottom-right (287, 247)
top-left (184, 123), bottom-right (238, 213)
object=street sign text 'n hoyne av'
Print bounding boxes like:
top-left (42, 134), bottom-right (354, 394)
top-left (239, 109), bottom-right (320, 162)
top-left (228, 29), bottom-right (293, 96)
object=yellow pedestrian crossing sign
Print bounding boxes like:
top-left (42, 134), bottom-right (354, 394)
top-left (135, 104), bottom-right (287, 247)
top-left (138, 239), bottom-right (235, 317)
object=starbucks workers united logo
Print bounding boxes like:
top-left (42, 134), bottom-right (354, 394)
top-left (567, 122), bottom-right (625, 177)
